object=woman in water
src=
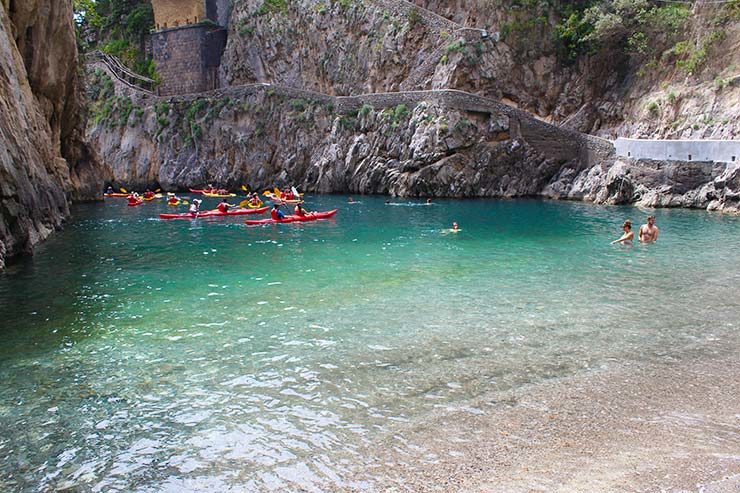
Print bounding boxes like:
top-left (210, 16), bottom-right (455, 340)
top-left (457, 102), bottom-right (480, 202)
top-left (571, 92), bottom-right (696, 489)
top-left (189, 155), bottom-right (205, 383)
top-left (611, 220), bottom-right (634, 245)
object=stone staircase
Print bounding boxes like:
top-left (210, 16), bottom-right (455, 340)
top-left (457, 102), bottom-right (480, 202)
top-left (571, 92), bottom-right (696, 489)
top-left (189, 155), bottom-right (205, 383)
top-left (87, 51), bottom-right (157, 95)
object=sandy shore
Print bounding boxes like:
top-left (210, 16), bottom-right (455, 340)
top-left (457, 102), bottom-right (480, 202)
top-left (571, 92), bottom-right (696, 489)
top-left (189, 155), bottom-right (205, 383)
top-left (354, 350), bottom-right (740, 492)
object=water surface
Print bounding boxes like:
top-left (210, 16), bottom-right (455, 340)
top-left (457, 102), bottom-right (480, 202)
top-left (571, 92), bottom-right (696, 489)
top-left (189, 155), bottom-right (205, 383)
top-left (1, 196), bottom-right (738, 491)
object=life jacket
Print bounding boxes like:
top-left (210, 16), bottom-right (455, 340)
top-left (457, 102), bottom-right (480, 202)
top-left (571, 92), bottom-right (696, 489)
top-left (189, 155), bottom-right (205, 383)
top-left (294, 205), bottom-right (305, 216)
top-left (217, 202), bottom-right (228, 213)
top-left (143, 191), bottom-right (154, 199)
top-left (271, 209), bottom-right (281, 220)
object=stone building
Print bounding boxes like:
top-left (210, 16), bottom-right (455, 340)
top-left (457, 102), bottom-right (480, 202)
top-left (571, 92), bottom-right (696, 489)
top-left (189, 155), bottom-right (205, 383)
top-left (150, 0), bottom-right (230, 95)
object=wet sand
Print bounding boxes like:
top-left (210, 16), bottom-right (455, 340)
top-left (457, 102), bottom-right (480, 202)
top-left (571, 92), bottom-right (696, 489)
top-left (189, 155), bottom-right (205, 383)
top-left (357, 351), bottom-right (740, 492)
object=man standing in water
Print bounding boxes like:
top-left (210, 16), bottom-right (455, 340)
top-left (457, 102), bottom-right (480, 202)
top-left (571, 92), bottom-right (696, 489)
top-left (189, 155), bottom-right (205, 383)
top-left (639, 215), bottom-right (659, 242)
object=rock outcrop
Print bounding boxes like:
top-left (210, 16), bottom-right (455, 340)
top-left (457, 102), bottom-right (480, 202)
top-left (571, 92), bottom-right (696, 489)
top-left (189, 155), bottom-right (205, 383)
top-left (0, 0), bottom-right (109, 268)
top-left (88, 84), bottom-right (607, 196)
top-left (222, 0), bottom-right (739, 139)
top-left (88, 76), bottom-right (740, 213)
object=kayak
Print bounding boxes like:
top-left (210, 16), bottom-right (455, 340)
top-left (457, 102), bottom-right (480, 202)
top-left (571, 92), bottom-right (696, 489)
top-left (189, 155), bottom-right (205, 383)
top-left (104, 193), bottom-right (129, 198)
top-left (190, 188), bottom-right (236, 197)
top-left (159, 206), bottom-right (269, 220)
top-left (143, 196), bottom-right (156, 201)
top-left (203, 192), bottom-right (236, 197)
top-left (264, 192), bottom-right (302, 204)
top-left (247, 200), bottom-right (264, 208)
top-left (128, 199), bottom-right (143, 207)
top-left (245, 209), bottom-right (338, 225)
top-left (167, 200), bottom-right (180, 206)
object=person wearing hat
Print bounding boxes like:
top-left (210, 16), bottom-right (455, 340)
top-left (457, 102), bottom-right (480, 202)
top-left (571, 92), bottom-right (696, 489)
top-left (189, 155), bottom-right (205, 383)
top-left (189, 198), bottom-right (202, 215)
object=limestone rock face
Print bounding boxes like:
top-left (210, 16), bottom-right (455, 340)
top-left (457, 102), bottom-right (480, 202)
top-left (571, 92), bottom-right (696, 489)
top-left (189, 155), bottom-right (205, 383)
top-left (88, 81), bottom-right (740, 213)
top-left (88, 87), bottom-right (589, 199)
top-left (221, 0), bottom-right (739, 139)
top-left (0, 1), bottom-right (109, 268)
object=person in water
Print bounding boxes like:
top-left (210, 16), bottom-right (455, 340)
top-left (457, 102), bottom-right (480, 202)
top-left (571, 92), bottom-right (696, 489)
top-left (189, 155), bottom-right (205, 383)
top-left (639, 215), bottom-right (659, 242)
top-left (452, 222), bottom-right (459, 230)
top-left (271, 203), bottom-right (285, 220)
top-left (348, 196), bottom-right (354, 203)
top-left (189, 198), bottom-right (202, 214)
top-left (426, 198), bottom-right (433, 204)
top-left (217, 198), bottom-right (236, 213)
top-left (611, 220), bottom-right (634, 245)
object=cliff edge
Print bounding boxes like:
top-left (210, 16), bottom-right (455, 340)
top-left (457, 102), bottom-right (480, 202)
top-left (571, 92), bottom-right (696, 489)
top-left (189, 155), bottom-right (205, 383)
top-left (0, 0), bottom-right (109, 268)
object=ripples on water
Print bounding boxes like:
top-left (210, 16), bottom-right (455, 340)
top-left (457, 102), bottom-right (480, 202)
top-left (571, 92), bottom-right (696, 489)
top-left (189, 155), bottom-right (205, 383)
top-left (0, 197), bottom-right (739, 491)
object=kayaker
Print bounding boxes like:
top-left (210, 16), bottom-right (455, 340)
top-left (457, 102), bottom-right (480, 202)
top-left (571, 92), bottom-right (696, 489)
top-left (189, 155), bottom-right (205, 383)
top-left (127, 193), bottom-right (140, 206)
top-left (294, 203), bottom-right (307, 216)
top-left (217, 199), bottom-right (236, 213)
top-left (348, 196), bottom-right (354, 203)
top-left (452, 222), bottom-right (459, 230)
top-left (143, 189), bottom-right (155, 199)
top-left (271, 204), bottom-right (285, 220)
top-left (248, 193), bottom-right (261, 206)
top-left (189, 198), bottom-right (202, 214)
top-left (106, 186), bottom-right (114, 194)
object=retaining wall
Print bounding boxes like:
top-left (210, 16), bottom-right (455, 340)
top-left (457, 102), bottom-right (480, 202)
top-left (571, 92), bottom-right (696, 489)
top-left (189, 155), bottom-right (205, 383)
top-left (615, 138), bottom-right (740, 164)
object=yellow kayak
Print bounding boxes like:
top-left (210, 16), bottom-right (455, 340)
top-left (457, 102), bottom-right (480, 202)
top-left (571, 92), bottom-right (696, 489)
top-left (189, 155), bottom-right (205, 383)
top-left (202, 192), bottom-right (236, 198)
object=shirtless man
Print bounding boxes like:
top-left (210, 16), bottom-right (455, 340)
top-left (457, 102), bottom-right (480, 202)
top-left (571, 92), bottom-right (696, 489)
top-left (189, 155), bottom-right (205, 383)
top-left (639, 215), bottom-right (659, 242)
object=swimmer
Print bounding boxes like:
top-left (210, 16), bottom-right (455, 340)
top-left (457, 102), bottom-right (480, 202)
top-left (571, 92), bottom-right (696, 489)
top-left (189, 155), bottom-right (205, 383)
top-left (639, 215), bottom-right (659, 242)
top-left (443, 221), bottom-right (461, 234)
top-left (611, 220), bottom-right (634, 245)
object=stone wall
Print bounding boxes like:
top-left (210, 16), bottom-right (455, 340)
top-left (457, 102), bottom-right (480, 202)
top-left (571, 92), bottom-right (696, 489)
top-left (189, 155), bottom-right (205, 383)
top-left (152, 24), bottom-right (227, 95)
top-left (615, 138), bottom-right (740, 164)
top-left (151, 0), bottom-right (205, 30)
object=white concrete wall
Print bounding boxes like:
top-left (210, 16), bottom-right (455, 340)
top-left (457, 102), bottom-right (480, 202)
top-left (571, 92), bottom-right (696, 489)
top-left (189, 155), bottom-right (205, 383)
top-left (615, 138), bottom-right (740, 163)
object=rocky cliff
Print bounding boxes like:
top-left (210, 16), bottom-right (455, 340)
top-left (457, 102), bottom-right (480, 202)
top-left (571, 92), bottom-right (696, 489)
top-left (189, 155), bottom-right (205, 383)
top-left (0, 0), bottom-right (109, 268)
top-left (87, 82), bottom-right (606, 194)
top-left (85, 0), bottom-right (740, 215)
top-left (223, 0), bottom-right (739, 139)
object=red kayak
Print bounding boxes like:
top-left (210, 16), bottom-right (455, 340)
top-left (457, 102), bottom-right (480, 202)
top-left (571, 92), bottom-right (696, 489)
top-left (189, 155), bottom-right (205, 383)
top-left (127, 199), bottom-right (144, 207)
top-left (159, 206), bottom-right (269, 220)
top-left (245, 209), bottom-right (338, 225)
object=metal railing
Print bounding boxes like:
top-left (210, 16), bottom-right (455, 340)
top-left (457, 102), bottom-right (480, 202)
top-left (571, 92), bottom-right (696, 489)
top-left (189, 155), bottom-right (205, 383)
top-left (87, 51), bottom-right (157, 94)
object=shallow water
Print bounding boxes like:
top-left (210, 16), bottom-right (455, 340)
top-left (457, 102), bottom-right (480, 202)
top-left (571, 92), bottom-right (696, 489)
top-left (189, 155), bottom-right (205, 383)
top-left (1, 196), bottom-right (739, 491)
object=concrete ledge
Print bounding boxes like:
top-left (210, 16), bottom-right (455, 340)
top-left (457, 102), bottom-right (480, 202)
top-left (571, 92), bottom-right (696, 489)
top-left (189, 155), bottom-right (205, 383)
top-left (616, 138), bottom-right (740, 164)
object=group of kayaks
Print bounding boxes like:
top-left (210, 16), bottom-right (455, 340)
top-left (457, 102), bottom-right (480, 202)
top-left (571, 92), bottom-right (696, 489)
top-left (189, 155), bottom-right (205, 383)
top-left (105, 187), bottom-right (338, 225)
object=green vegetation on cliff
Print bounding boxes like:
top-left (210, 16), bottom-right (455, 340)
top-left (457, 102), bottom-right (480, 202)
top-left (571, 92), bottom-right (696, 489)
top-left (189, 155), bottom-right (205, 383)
top-left (74, 0), bottom-right (156, 79)
top-left (495, 0), bottom-right (737, 78)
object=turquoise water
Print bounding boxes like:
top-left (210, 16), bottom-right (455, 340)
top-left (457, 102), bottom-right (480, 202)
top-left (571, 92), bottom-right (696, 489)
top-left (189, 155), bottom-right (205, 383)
top-left (1, 196), bottom-right (739, 491)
